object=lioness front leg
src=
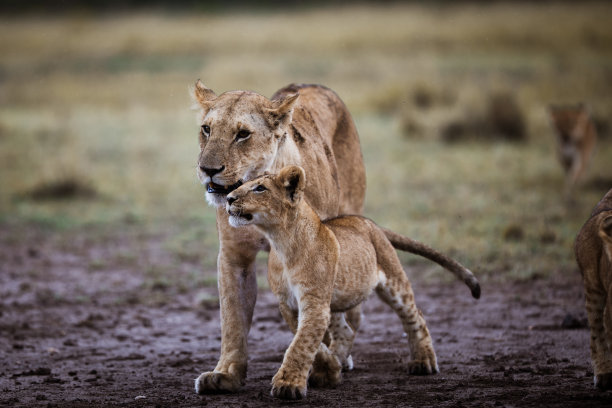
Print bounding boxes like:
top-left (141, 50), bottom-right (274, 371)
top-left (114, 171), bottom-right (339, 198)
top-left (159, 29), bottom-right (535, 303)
top-left (195, 250), bottom-right (258, 394)
top-left (271, 294), bottom-right (330, 400)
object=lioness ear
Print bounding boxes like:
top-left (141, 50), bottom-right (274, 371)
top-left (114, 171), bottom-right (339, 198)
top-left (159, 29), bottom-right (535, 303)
top-left (266, 93), bottom-right (299, 129)
top-left (193, 80), bottom-right (217, 106)
top-left (278, 165), bottom-right (305, 204)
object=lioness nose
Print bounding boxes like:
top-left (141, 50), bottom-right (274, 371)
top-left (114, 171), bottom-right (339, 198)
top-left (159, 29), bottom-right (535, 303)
top-left (227, 196), bottom-right (237, 205)
top-left (200, 165), bottom-right (225, 177)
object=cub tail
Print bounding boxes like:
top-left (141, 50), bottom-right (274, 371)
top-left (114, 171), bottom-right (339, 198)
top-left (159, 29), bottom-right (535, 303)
top-left (381, 227), bottom-right (481, 299)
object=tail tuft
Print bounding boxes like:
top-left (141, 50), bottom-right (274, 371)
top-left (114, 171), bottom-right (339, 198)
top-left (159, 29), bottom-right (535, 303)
top-left (471, 282), bottom-right (481, 299)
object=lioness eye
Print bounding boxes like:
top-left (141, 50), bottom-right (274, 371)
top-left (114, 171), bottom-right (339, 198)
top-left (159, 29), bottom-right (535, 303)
top-left (236, 129), bottom-right (251, 140)
top-left (201, 124), bottom-right (210, 135)
top-left (254, 185), bottom-right (266, 193)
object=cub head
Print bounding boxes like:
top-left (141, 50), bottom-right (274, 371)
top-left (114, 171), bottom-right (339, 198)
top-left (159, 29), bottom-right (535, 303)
top-left (225, 165), bottom-right (306, 228)
top-left (599, 214), bottom-right (612, 260)
top-left (192, 80), bottom-right (299, 207)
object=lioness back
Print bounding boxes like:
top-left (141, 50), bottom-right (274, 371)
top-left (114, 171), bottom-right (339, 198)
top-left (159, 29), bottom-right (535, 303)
top-left (273, 84), bottom-right (366, 214)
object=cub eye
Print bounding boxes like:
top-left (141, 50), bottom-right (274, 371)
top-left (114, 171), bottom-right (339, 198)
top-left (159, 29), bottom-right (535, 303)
top-left (236, 129), bottom-right (251, 141)
top-left (253, 185), bottom-right (267, 193)
top-left (201, 124), bottom-right (210, 135)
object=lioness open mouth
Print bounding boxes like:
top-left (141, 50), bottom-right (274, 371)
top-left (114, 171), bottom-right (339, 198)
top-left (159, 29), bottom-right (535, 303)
top-left (207, 180), bottom-right (243, 195)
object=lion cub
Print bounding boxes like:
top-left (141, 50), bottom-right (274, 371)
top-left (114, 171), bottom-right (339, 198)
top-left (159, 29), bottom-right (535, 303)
top-left (226, 165), bottom-right (480, 400)
top-left (549, 104), bottom-right (597, 196)
top-left (575, 188), bottom-right (612, 389)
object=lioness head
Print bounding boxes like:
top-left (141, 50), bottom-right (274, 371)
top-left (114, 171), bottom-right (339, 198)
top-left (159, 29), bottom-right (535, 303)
top-left (192, 80), bottom-right (299, 207)
top-left (225, 166), bottom-right (306, 228)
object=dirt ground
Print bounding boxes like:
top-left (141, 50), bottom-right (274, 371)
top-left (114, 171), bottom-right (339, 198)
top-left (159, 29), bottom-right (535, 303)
top-left (1, 225), bottom-right (610, 408)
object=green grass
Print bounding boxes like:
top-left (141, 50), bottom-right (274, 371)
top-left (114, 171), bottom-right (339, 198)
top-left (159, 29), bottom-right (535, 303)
top-left (1, 2), bottom-right (611, 283)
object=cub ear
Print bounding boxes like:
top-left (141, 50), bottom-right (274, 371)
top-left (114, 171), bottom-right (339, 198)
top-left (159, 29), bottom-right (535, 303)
top-left (600, 214), bottom-right (612, 242)
top-left (266, 93), bottom-right (299, 129)
top-left (277, 165), bottom-right (306, 204)
top-left (192, 80), bottom-right (217, 106)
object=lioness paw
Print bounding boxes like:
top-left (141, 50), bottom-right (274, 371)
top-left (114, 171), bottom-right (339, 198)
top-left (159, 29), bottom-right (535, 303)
top-left (195, 371), bottom-right (241, 394)
top-left (407, 359), bottom-right (439, 375)
top-left (595, 373), bottom-right (612, 390)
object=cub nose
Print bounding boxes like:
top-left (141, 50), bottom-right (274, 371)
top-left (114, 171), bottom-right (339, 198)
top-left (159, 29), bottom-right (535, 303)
top-left (227, 196), bottom-right (237, 205)
top-left (200, 165), bottom-right (225, 178)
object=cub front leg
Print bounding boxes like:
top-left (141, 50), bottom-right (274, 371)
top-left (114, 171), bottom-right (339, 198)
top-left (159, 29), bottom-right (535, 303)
top-left (585, 281), bottom-right (612, 390)
top-left (282, 304), bottom-right (342, 388)
top-left (195, 227), bottom-right (259, 394)
top-left (271, 293), bottom-right (331, 400)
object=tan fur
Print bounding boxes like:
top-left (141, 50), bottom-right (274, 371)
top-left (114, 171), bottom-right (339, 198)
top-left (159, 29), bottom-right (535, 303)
top-left (192, 82), bottom-right (367, 394)
top-left (549, 104), bottom-right (597, 196)
top-left (226, 166), bottom-right (480, 399)
top-left (575, 188), bottom-right (612, 390)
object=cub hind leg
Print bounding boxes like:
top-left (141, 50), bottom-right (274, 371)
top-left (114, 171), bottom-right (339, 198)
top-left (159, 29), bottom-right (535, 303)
top-left (309, 313), bottom-right (354, 386)
top-left (373, 232), bottom-right (438, 374)
top-left (375, 278), bottom-right (438, 375)
top-left (328, 312), bottom-right (356, 371)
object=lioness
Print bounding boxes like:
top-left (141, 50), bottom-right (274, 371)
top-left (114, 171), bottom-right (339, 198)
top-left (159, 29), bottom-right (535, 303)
top-left (226, 165), bottom-right (480, 399)
top-left (192, 82), bottom-right (367, 393)
top-left (549, 104), bottom-right (597, 196)
top-left (575, 188), bottom-right (612, 390)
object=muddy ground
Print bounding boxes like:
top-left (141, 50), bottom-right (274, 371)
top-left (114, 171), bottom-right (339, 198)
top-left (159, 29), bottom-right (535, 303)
top-left (1, 224), bottom-right (610, 408)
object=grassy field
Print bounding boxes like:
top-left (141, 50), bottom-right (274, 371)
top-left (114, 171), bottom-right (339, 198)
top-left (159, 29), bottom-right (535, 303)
top-left (1, 2), bottom-right (611, 283)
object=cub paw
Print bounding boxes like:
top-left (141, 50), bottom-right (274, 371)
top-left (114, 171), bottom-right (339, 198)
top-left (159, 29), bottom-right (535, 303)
top-left (407, 358), bottom-right (439, 375)
top-left (595, 373), bottom-right (612, 390)
top-left (194, 371), bottom-right (241, 394)
top-left (342, 354), bottom-right (354, 371)
top-left (270, 378), bottom-right (307, 400)
top-left (309, 352), bottom-right (342, 388)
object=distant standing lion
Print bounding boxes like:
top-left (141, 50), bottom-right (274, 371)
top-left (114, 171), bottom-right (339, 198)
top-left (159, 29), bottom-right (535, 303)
top-left (549, 104), bottom-right (597, 196)
top-left (575, 188), bottom-right (612, 389)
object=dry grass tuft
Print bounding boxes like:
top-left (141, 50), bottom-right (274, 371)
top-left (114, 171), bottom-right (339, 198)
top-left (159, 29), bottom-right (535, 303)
top-left (22, 177), bottom-right (98, 201)
top-left (486, 92), bottom-right (527, 141)
top-left (409, 90), bottom-right (528, 143)
top-left (503, 224), bottom-right (525, 242)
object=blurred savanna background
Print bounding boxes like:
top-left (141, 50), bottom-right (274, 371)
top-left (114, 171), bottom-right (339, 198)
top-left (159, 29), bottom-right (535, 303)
top-left (1, 0), bottom-right (611, 297)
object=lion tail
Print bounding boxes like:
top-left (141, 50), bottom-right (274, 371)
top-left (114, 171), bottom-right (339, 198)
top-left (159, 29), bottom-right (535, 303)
top-left (381, 227), bottom-right (481, 299)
